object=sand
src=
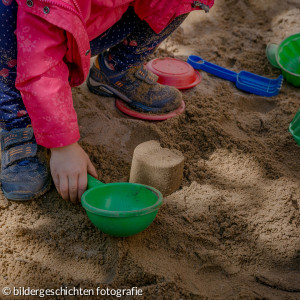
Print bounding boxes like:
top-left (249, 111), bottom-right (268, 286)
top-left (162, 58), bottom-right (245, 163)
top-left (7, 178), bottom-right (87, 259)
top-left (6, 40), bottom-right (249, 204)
top-left (129, 140), bottom-right (184, 196)
top-left (1, 0), bottom-right (300, 299)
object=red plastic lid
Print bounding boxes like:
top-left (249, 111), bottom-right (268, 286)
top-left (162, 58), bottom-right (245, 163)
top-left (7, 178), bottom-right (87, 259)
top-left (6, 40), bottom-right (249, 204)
top-left (115, 100), bottom-right (185, 121)
top-left (146, 57), bottom-right (201, 90)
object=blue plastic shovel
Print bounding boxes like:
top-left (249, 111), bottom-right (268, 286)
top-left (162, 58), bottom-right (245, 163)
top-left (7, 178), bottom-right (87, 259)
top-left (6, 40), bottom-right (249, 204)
top-left (187, 55), bottom-right (283, 97)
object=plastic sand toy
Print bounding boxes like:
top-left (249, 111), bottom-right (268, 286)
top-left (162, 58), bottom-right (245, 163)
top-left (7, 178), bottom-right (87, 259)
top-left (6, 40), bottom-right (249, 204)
top-left (187, 55), bottom-right (283, 97)
top-left (81, 175), bottom-right (163, 237)
top-left (115, 99), bottom-right (185, 121)
top-left (146, 57), bottom-right (202, 90)
top-left (266, 33), bottom-right (300, 87)
top-left (289, 108), bottom-right (300, 146)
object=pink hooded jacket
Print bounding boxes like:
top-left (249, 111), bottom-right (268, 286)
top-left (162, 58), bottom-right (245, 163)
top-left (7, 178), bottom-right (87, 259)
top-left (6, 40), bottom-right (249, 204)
top-left (15, 0), bottom-right (214, 148)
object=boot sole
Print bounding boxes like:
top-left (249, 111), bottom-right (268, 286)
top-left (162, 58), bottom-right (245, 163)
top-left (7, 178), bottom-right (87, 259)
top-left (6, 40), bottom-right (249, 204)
top-left (2, 177), bottom-right (52, 201)
top-left (87, 77), bottom-right (179, 113)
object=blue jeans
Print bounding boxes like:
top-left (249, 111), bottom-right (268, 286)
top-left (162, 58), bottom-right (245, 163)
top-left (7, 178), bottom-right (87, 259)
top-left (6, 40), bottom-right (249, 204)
top-left (0, 4), bottom-right (187, 130)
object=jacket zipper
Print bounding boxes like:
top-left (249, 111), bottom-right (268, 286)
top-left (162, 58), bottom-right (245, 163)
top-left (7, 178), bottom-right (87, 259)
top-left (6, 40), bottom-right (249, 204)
top-left (192, 1), bottom-right (210, 13)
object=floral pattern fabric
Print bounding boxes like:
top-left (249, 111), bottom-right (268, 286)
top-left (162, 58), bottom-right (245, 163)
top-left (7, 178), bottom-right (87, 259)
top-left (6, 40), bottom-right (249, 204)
top-left (0, 0), bottom-right (30, 130)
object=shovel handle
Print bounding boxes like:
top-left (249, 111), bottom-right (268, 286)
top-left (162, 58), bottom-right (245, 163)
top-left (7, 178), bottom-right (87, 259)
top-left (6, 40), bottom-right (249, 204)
top-left (87, 174), bottom-right (105, 189)
top-left (187, 55), bottom-right (237, 82)
top-left (266, 43), bottom-right (280, 69)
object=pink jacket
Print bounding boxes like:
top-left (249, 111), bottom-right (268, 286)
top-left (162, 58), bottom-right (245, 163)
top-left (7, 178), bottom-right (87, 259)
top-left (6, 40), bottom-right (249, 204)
top-left (15, 0), bottom-right (214, 148)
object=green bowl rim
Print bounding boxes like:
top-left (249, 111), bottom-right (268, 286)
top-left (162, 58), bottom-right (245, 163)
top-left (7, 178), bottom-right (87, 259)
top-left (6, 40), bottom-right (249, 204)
top-left (81, 182), bottom-right (163, 218)
top-left (276, 33), bottom-right (300, 78)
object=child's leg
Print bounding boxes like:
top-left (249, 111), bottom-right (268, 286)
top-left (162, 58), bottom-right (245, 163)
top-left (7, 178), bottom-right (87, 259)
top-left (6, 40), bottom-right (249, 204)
top-left (88, 8), bottom-right (188, 113)
top-left (90, 6), bottom-right (141, 57)
top-left (107, 13), bottom-right (188, 72)
top-left (90, 6), bottom-right (187, 71)
top-left (0, 1), bottom-right (31, 130)
top-left (0, 1), bottom-right (50, 200)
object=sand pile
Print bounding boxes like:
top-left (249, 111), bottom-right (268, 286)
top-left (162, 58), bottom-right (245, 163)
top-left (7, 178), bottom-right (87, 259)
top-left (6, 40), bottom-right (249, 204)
top-left (0, 0), bottom-right (300, 299)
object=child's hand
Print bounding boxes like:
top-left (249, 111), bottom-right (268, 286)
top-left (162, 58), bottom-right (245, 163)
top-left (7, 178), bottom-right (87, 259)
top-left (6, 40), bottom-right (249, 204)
top-left (50, 142), bottom-right (98, 202)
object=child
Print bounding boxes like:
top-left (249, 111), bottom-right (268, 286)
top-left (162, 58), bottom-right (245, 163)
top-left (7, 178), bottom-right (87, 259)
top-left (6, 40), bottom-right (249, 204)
top-left (0, 0), bottom-right (214, 202)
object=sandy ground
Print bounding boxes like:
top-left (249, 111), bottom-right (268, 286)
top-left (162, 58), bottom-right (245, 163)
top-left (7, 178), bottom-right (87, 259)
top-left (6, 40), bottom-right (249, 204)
top-left (1, 0), bottom-right (300, 299)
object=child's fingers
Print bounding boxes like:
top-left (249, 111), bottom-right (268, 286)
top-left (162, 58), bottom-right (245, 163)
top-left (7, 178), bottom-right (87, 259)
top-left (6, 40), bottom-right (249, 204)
top-left (68, 174), bottom-right (79, 203)
top-left (59, 175), bottom-right (69, 201)
top-left (78, 173), bottom-right (87, 200)
top-left (52, 174), bottom-right (60, 195)
top-left (87, 159), bottom-right (98, 179)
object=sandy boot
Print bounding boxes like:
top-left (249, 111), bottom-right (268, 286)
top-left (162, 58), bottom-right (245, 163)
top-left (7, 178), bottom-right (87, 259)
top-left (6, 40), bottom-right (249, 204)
top-left (0, 128), bottom-right (51, 200)
top-left (87, 53), bottom-right (182, 113)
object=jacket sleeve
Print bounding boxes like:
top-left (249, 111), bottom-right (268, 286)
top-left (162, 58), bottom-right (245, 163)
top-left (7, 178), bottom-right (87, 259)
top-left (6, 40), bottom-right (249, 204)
top-left (15, 8), bottom-right (80, 148)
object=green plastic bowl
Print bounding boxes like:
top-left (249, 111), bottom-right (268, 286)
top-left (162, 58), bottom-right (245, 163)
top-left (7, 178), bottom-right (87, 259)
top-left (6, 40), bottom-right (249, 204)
top-left (81, 175), bottom-right (163, 237)
top-left (266, 33), bottom-right (300, 86)
top-left (289, 108), bottom-right (300, 146)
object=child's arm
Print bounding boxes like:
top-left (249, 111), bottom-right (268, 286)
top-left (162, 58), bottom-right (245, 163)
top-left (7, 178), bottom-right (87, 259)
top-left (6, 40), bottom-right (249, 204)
top-left (16, 7), bottom-right (96, 202)
top-left (15, 8), bottom-right (79, 148)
